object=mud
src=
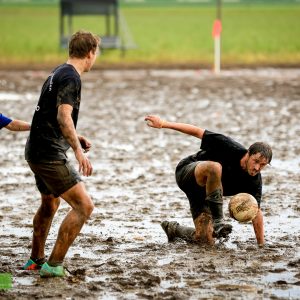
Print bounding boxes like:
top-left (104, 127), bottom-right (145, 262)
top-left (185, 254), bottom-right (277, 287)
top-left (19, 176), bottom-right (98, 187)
top-left (0, 68), bottom-right (300, 299)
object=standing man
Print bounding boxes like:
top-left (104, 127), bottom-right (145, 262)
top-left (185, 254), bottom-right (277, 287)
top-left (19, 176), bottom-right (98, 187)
top-left (0, 113), bottom-right (30, 131)
top-left (23, 31), bottom-right (100, 277)
top-left (145, 115), bottom-right (272, 247)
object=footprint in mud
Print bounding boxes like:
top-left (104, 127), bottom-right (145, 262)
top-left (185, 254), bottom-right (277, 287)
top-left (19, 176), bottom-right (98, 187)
top-left (1, 206), bottom-right (13, 212)
top-left (131, 270), bottom-right (161, 288)
top-left (216, 284), bottom-right (257, 292)
top-left (288, 259), bottom-right (300, 268)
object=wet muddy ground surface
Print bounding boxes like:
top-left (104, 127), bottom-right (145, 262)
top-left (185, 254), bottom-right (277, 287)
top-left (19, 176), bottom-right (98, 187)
top-left (0, 68), bottom-right (299, 299)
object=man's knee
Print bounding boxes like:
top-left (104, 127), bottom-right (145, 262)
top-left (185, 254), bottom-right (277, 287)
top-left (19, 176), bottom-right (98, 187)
top-left (40, 194), bottom-right (60, 217)
top-left (62, 183), bottom-right (94, 219)
top-left (80, 195), bottom-right (94, 219)
top-left (195, 161), bottom-right (222, 185)
top-left (206, 161), bottom-right (222, 177)
top-left (85, 198), bottom-right (94, 218)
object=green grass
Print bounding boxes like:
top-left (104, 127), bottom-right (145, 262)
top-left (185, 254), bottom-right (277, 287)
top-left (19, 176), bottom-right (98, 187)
top-left (221, 6), bottom-right (300, 65)
top-left (0, 4), bottom-right (299, 68)
top-left (0, 6), bottom-right (64, 65)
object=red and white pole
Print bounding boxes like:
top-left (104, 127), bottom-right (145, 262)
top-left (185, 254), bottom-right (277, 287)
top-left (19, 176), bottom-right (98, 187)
top-left (212, 19), bottom-right (222, 75)
top-left (213, 0), bottom-right (222, 74)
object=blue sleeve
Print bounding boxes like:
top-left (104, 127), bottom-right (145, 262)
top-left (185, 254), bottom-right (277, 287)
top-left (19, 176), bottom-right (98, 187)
top-left (0, 113), bottom-right (12, 129)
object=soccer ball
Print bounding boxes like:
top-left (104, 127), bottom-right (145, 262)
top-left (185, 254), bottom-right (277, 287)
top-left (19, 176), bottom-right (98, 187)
top-left (228, 193), bottom-right (258, 222)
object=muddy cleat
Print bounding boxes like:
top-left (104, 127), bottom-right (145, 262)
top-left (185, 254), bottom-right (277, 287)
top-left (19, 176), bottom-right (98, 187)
top-left (212, 221), bottom-right (232, 239)
top-left (39, 262), bottom-right (65, 278)
top-left (23, 258), bottom-right (45, 270)
top-left (161, 221), bottom-right (179, 242)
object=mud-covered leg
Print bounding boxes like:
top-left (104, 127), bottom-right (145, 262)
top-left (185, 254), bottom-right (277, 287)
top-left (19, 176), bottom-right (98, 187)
top-left (206, 189), bottom-right (232, 239)
top-left (161, 217), bottom-right (214, 245)
top-left (194, 162), bottom-right (232, 239)
top-left (193, 212), bottom-right (215, 245)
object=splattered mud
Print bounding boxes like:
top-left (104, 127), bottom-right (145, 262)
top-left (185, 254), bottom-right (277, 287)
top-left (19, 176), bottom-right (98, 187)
top-left (0, 68), bottom-right (299, 299)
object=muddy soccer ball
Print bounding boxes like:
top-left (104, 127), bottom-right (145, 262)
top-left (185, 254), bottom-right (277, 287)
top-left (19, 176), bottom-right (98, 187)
top-left (228, 193), bottom-right (258, 222)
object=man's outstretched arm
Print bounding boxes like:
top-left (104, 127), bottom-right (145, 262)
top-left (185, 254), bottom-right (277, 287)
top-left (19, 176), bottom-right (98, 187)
top-left (252, 209), bottom-right (264, 247)
top-left (5, 119), bottom-right (31, 131)
top-left (145, 115), bottom-right (205, 139)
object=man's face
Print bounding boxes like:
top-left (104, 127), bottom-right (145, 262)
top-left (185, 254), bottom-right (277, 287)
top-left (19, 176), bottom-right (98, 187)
top-left (84, 48), bottom-right (99, 72)
top-left (246, 153), bottom-right (268, 176)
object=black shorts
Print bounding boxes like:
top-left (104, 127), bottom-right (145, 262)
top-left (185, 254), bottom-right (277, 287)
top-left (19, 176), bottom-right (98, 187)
top-left (27, 160), bottom-right (82, 197)
top-left (175, 159), bottom-right (208, 220)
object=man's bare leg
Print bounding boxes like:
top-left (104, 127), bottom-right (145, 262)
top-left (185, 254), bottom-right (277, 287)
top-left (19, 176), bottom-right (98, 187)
top-left (47, 182), bottom-right (94, 265)
top-left (30, 194), bottom-right (61, 260)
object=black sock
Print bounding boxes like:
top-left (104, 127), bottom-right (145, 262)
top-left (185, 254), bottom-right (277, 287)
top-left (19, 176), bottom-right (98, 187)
top-left (30, 257), bottom-right (46, 265)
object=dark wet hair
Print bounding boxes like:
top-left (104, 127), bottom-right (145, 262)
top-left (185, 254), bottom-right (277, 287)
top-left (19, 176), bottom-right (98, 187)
top-left (69, 30), bottom-right (100, 59)
top-left (248, 142), bottom-right (272, 164)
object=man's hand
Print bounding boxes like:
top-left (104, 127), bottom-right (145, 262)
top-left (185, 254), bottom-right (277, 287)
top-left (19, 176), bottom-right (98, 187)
top-left (57, 105), bottom-right (93, 176)
top-left (78, 135), bottom-right (92, 153)
top-left (145, 115), bottom-right (165, 129)
top-left (74, 148), bottom-right (93, 176)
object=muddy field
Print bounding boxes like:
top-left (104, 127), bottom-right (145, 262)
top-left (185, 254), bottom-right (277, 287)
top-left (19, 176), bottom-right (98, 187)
top-left (0, 68), bottom-right (299, 299)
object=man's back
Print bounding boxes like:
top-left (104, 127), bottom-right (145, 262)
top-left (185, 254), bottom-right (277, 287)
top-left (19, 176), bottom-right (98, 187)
top-left (25, 64), bottom-right (81, 162)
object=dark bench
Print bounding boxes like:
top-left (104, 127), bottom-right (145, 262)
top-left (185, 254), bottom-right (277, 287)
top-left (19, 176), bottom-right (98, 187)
top-left (60, 0), bottom-right (120, 50)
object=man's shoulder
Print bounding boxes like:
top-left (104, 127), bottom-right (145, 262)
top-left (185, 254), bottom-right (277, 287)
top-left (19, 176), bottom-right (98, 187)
top-left (203, 130), bottom-right (231, 143)
top-left (202, 130), bottom-right (246, 151)
top-left (54, 64), bottom-right (80, 81)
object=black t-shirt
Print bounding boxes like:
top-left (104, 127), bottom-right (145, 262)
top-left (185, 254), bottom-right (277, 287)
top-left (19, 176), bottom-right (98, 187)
top-left (25, 64), bottom-right (81, 162)
top-left (179, 130), bottom-right (262, 205)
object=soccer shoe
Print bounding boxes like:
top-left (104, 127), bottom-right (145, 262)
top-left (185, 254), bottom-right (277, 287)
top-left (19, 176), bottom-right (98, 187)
top-left (39, 262), bottom-right (65, 278)
top-left (161, 221), bottom-right (179, 242)
top-left (212, 221), bottom-right (232, 239)
top-left (23, 258), bottom-right (44, 270)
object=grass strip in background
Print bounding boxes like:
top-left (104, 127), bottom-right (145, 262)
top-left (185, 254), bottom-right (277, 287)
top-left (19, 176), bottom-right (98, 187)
top-left (0, 3), bottom-right (299, 68)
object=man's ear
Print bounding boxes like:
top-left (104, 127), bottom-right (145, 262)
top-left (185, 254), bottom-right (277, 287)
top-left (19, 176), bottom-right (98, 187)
top-left (86, 51), bottom-right (93, 59)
